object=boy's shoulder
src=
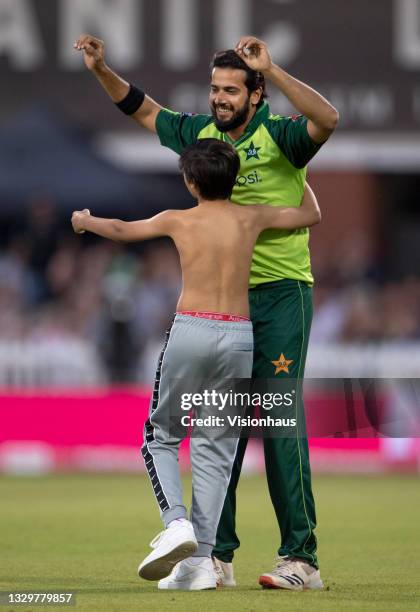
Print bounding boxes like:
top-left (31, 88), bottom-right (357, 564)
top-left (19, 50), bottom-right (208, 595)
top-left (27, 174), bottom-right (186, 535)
top-left (161, 207), bottom-right (197, 226)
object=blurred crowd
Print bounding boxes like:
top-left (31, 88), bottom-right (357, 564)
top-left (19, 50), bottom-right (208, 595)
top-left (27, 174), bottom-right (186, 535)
top-left (0, 196), bottom-right (181, 384)
top-left (1, 196), bottom-right (420, 385)
top-left (311, 231), bottom-right (420, 344)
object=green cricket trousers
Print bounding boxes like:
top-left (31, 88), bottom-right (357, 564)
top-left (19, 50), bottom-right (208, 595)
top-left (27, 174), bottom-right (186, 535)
top-left (213, 279), bottom-right (318, 568)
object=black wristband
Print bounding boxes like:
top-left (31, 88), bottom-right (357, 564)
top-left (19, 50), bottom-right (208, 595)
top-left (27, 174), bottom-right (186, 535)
top-left (115, 84), bottom-right (145, 115)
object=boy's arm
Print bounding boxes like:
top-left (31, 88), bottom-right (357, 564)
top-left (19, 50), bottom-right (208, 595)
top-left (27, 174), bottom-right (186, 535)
top-left (255, 183), bottom-right (321, 231)
top-left (71, 209), bottom-right (177, 242)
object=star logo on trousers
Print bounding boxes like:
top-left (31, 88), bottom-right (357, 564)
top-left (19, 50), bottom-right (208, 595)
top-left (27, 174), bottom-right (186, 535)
top-left (271, 353), bottom-right (294, 375)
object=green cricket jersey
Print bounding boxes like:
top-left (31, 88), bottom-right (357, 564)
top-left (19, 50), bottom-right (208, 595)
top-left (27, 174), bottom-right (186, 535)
top-left (156, 102), bottom-right (323, 286)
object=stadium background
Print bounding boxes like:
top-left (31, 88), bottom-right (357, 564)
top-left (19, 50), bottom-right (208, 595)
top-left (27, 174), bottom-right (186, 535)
top-left (1, 0), bottom-right (419, 474)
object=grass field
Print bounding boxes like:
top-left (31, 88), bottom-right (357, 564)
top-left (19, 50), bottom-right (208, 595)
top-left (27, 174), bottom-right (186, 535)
top-left (1, 473), bottom-right (419, 611)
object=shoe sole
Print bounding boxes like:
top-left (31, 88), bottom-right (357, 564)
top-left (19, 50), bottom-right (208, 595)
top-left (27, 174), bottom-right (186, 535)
top-left (259, 575), bottom-right (324, 591)
top-left (159, 581), bottom-right (216, 591)
top-left (139, 541), bottom-right (198, 581)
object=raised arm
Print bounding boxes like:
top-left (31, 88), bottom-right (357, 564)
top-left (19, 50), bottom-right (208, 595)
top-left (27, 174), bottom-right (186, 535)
top-left (74, 35), bottom-right (162, 133)
top-left (71, 209), bottom-right (177, 242)
top-left (235, 36), bottom-right (339, 144)
top-left (255, 183), bottom-right (321, 231)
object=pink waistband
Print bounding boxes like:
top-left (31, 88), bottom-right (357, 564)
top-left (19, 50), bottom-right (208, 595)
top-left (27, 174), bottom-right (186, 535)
top-left (177, 310), bottom-right (250, 322)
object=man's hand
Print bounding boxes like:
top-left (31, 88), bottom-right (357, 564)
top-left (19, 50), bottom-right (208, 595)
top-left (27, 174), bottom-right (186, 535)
top-left (72, 209), bottom-right (91, 234)
top-left (235, 36), bottom-right (273, 73)
top-left (74, 34), bottom-right (105, 72)
top-left (73, 33), bottom-right (161, 133)
top-left (235, 36), bottom-right (339, 143)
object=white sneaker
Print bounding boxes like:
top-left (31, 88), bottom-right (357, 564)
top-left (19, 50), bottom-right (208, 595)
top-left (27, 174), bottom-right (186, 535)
top-left (138, 520), bottom-right (198, 581)
top-left (158, 557), bottom-right (217, 590)
top-left (259, 557), bottom-right (324, 591)
top-left (212, 557), bottom-right (236, 587)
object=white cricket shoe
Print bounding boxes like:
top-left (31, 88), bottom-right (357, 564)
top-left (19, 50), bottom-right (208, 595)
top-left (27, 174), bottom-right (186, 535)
top-left (259, 557), bottom-right (324, 591)
top-left (138, 519), bottom-right (198, 581)
top-left (158, 557), bottom-right (217, 590)
top-left (212, 557), bottom-right (236, 587)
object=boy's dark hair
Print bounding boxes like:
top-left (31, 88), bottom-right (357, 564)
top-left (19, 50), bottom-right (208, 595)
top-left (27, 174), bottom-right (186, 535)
top-left (210, 49), bottom-right (267, 107)
top-left (179, 138), bottom-right (240, 201)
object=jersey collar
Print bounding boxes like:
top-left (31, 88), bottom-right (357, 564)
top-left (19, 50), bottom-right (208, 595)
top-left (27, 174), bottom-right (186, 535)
top-left (223, 101), bottom-right (270, 147)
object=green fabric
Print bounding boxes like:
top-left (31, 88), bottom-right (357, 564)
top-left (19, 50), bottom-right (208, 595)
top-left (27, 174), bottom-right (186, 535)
top-left (213, 280), bottom-right (318, 568)
top-left (155, 103), bottom-right (323, 286)
top-left (156, 110), bottom-right (213, 154)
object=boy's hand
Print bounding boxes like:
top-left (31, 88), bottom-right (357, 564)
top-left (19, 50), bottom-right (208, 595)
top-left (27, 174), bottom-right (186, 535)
top-left (72, 209), bottom-right (91, 234)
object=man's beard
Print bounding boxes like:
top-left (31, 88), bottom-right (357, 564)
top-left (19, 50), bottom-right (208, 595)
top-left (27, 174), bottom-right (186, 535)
top-left (211, 98), bottom-right (251, 133)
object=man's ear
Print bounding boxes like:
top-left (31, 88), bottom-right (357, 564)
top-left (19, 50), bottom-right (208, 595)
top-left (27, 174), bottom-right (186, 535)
top-left (250, 87), bottom-right (263, 106)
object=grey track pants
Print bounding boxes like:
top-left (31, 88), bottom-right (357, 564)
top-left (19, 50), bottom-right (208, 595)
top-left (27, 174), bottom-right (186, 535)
top-left (141, 313), bottom-right (253, 557)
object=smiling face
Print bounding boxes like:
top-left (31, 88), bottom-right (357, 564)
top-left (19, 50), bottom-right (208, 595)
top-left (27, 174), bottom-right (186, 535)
top-left (209, 67), bottom-right (261, 133)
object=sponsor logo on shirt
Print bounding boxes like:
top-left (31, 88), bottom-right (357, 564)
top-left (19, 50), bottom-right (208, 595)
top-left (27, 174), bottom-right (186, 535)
top-left (235, 170), bottom-right (262, 186)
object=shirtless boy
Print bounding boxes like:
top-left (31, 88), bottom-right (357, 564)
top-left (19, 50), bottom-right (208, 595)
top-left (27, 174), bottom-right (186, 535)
top-left (71, 138), bottom-right (320, 591)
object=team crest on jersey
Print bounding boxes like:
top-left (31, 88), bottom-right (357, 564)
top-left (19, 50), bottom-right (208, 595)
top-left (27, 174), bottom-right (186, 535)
top-left (271, 353), bottom-right (294, 375)
top-left (244, 141), bottom-right (261, 161)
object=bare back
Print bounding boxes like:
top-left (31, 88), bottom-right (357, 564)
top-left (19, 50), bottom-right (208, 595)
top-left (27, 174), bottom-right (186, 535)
top-left (170, 202), bottom-right (260, 317)
top-left (72, 187), bottom-right (318, 314)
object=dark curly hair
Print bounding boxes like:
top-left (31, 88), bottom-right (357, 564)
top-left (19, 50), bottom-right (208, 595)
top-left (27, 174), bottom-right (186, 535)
top-left (179, 138), bottom-right (240, 201)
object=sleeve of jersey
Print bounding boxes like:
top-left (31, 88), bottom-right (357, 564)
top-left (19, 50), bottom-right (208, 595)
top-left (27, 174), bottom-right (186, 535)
top-left (268, 115), bottom-right (323, 169)
top-left (155, 109), bottom-right (210, 155)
